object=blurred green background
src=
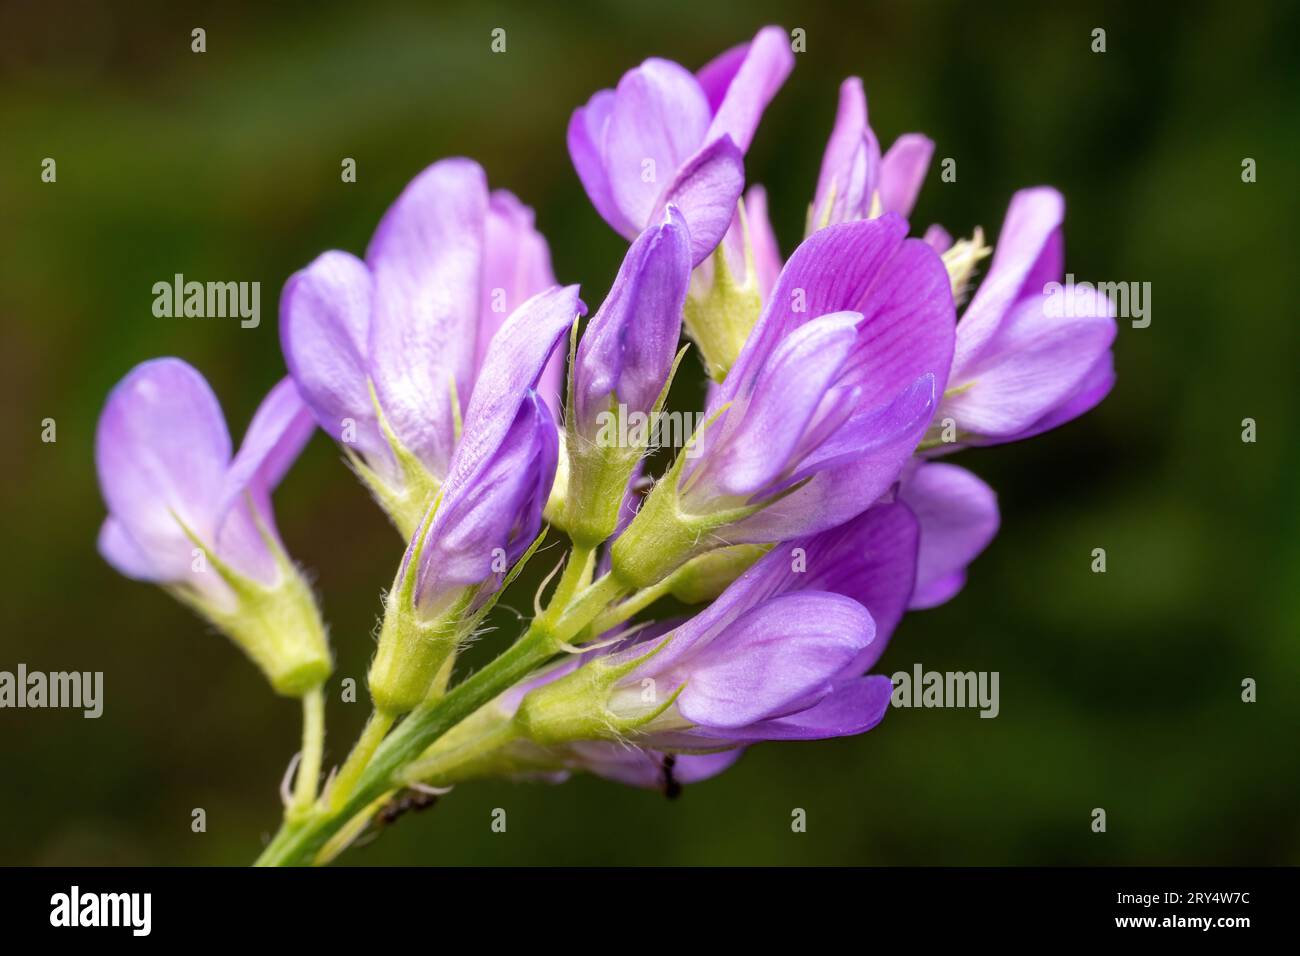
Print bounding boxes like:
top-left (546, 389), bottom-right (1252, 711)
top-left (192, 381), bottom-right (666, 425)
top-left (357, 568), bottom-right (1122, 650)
top-left (1, 0), bottom-right (1296, 866)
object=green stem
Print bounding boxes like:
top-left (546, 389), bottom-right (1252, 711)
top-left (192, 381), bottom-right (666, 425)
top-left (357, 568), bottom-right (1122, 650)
top-left (288, 685), bottom-right (325, 820)
top-left (326, 709), bottom-right (395, 812)
top-left (588, 578), bottom-right (673, 636)
top-left (254, 571), bottom-right (627, 867)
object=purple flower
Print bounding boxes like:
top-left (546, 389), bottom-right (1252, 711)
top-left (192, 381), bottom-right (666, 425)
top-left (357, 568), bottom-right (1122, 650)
top-left (279, 159), bottom-right (564, 533)
top-left (572, 207), bottom-right (692, 433)
top-left (897, 462), bottom-right (999, 609)
top-left (568, 27), bottom-right (793, 265)
top-left (517, 501), bottom-right (922, 753)
top-left (612, 214), bottom-right (955, 585)
top-left (812, 77), bottom-right (935, 229)
top-left (96, 359), bottom-right (313, 603)
top-left (561, 207), bottom-right (693, 545)
top-left (408, 284), bottom-right (581, 613)
top-left (95, 359), bottom-right (330, 695)
top-left (368, 286), bottom-right (580, 714)
top-left (932, 187), bottom-right (1117, 445)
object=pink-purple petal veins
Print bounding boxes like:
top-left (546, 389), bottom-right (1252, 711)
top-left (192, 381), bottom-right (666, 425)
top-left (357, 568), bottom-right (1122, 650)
top-left (944, 287), bottom-right (1117, 437)
top-left (96, 358), bottom-right (232, 584)
top-left (699, 25), bottom-right (795, 153)
top-left (727, 215), bottom-right (955, 405)
top-left (279, 251), bottom-right (386, 466)
top-left (212, 378), bottom-right (317, 585)
top-left (606, 58), bottom-right (712, 231)
top-left (479, 190), bottom-right (563, 410)
top-left (366, 158), bottom-right (489, 479)
top-left (898, 462), bottom-right (999, 610)
top-left (654, 135), bottom-right (745, 266)
top-left (878, 132), bottom-right (935, 217)
top-left (414, 391), bottom-right (558, 607)
top-left (656, 591), bottom-right (876, 730)
top-left (951, 187), bottom-right (1064, 375)
top-left (574, 206), bottom-right (692, 429)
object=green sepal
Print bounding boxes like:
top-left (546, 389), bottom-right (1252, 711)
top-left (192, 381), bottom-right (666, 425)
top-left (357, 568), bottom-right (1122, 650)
top-left (683, 200), bottom-right (762, 383)
top-left (512, 636), bottom-right (681, 746)
top-left (367, 498), bottom-right (468, 715)
top-left (346, 381), bottom-right (443, 540)
top-left (170, 504), bottom-right (332, 698)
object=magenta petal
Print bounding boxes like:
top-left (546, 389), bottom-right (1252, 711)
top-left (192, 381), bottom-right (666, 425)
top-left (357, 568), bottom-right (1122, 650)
top-left (606, 58), bottom-right (711, 230)
top-left (728, 215), bottom-right (955, 408)
top-left (878, 133), bottom-right (934, 217)
top-left (702, 25), bottom-right (794, 153)
top-left (899, 462), bottom-right (999, 609)
top-left (366, 158), bottom-right (489, 478)
top-left (95, 358), bottom-right (231, 582)
top-left (674, 591), bottom-right (875, 729)
top-left (656, 135), bottom-right (746, 266)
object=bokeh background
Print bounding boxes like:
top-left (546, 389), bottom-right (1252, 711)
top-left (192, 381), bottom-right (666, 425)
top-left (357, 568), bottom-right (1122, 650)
top-left (2, 0), bottom-right (1296, 865)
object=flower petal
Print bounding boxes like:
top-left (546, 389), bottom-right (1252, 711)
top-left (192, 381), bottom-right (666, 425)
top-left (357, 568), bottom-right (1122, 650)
top-left (727, 215), bottom-right (955, 410)
top-left (480, 190), bottom-right (562, 411)
top-left (655, 135), bottom-right (746, 266)
top-left (878, 133), bottom-right (934, 217)
top-left (728, 372), bottom-right (937, 543)
top-left (797, 501), bottom-right (920, 668)
top-left (606, 58), bottom-right (711, 230)
top-left (213, 378), bottom-right (316, 584)
top-left (575, 206), bottom-right (692, 426)
top-left (814, 77), bottom-right (870, 223)
top-left (946, 287), bottom-right (1116, 436)
top-left (701, 25), bottom-right (795, 153)
top-left (446, 285), bottom-right (582, 492)
top-left (366, 158), bottom-right (489, 478)
top-left (567, 89), bottom-right (633, 236)
top-left (95, 358), bottom-right (230, 581)
top-left (674, 591), bottom-right (874, 729)
top-left (899, 462), bottom-right (999, 609)
top-left (952, 186), bottom-right (1064, 376)
top-left (694, 311), bottom-right (859, 500)
top-left (279, 251), bottom-right (385, 464)
top-left (417, 391), bottom-right (558, 604)
top-left (715, 675), bottom-right (893, 741)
